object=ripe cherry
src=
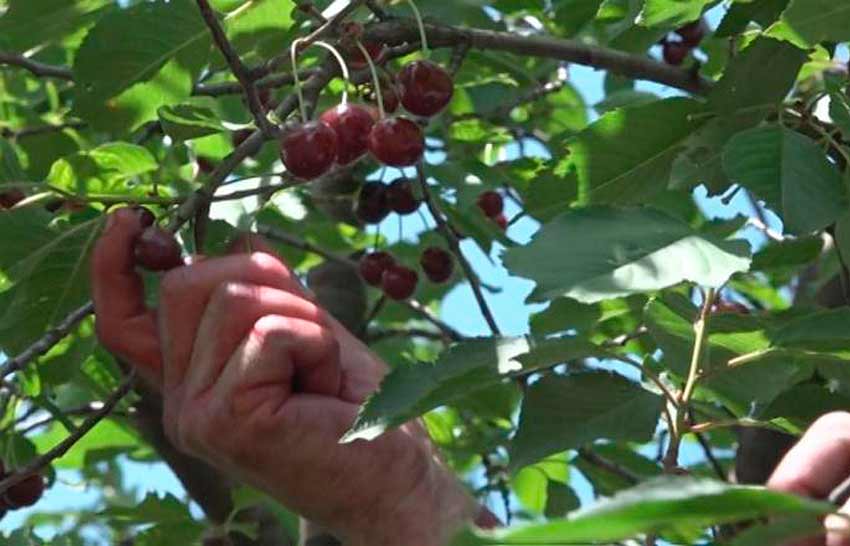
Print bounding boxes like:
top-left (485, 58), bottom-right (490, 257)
top-left (356, 181), bottom-right (390, 224)
top-left (280, 121), bottom-right (338, 180)
top-left (420, 247), bottom-right (454, 284)
top-left (662, 40), bottom-right (690, 66)
top-left (386, 178), bottom-right (419, 215)
top-left (676, 20), bottom-right (706, 48)
top-left (4, 474), bottom-right (44, 508)
top-left (319, 104), bottom-right (375, 165)
top-left (348, 41), bottom-right (387, 71)
top-left (359, 251), bottom-right (395, 287)
top-left (134, 226), bottom-right (183, 272)
top-left (382, 264), bottom-right (419, 300)
top-left (0, 189), bottom-right (25, 209)
top-left (368, 117), bottom-right (425, 167)
top-left (493, 213), bottom-right (508, 230)
top-left (477, 191), bottom-right (503, 218)
top-left (398, 60), bottom-right (454, 117)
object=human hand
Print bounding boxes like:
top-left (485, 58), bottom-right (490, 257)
top-left (769, 412), bottom-right (850, 546)
top-left (91, 208), bottom-right (478, 546)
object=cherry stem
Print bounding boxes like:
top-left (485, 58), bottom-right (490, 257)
top-left (290, 38), bottom-right (309, 122)
top-left (354, 39), bottom-right (385, 119)
top-left (312, 40), bottom-right (351, 106)
top-left (403, 0), bottom-right (429, 55)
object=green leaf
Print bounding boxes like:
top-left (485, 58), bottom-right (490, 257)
top-left (552, 0), bottom-right (604, 36)
top-left (452, 477), bottom-right (832, 545)
top-left (727, 514), bottom-right (825, 546)
top-left (559, 98), bottom-right (709, 205)
top-left (46, 142), bottom-right (158, 196)
top-left (510, 371), bottom-right (663, 469)
top-left (752, 236), bottom-right (823, 270)
top-left (31, 419), bottom-right (142, 469)
top-left (343, 337), bottom-right (605, 442)
top-left (504, 206), bottom-right (751, 304)
top-left (768, 0), bottom-right (850, 46)
top-left (0, 140), bottom-right (26, 184)
top-left (158, 104), bottom-right (228, 142)
top-left (722, 125), bottom-right (848, 234)
top-left (715, 0), bottom-right (790, 37)
top-left (708, 37), bottom-right (807, 116)
top-left (0, 0), bottom-right (111, 52)
top-left (545, 482), bottom-right (581, 518)
top-left (637, 0), bottom-right (714, 28)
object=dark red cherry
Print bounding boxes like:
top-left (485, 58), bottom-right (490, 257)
top-left (368, 117), bottom-right (425, 167)
top-left (319, 103), bottom-right (375, 165)
top-left (386, 178), bottom-right (419, 215)
top-left (676, 20), bottom-right (706, 48)
top-left (0, 189), bottom-right (25, 209)
top-left (356, 181), bottom-right (390, 224)
top-left (477, 191), bottom-right (503, 218)
top-left (280, 121), bottom-right (338, 180)
top-left (132, 206), bottom-right (156, 228)
top-left (348, 41), bottom-right (387, 71)
top-left (4, 474), bottom-right (44, 508)
top-left (662, 41), bottom-right (690, 66)
top-left (420, 247), bottom-right (454, 284)
top-left (134, 226), bottom-right (183, 272)
top-left (398, 60), bottom-right (454, 117)
top-left (359, 251), bottom-right (395, 287)
top-left (493, 213), bottom-right (508, 230)
top-left (382, 264), bottom-right (418, 300)
top-left (197, 157), bottom-right (216, 174)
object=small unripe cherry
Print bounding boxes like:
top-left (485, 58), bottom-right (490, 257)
top-left (420, 247), bottom-right (454, 284)
top-left (4, 474), bottom-right (44, 508)
top-left (386, 178), bottom-right (419, 215)
top-left (134, 226), bottom-right (183, 272)
top-left (359, 251), bottom-right (395, 287)
top-left (477, 191), bottom-right (503, 217)
top-left (381, 264), bottom-right (419, 301)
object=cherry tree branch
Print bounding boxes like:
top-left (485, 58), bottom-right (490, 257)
top-left (195, 0), bottom-right (274, 135)
top-left (415, 163), bottom-right (502, 336)
top-left (0, 373), bottom-right (134, 496)
top-left (0, 302), bottom-right (94, 379)
top-left (0, 51), bottom-right (73, 80)
top-left (577, 447), bottom-right (640, 486)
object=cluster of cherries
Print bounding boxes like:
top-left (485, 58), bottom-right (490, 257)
top-left (660, 19), bottom-right (707, 66)
top-left (280, 30), bottom-right (454, 180)
top-left (0, 460), bottom-right (46, 519)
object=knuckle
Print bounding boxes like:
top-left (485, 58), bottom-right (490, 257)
top-left (209, 282), bottom-right (258, 315)
top-left (249, 252), bottom-right (287, 277)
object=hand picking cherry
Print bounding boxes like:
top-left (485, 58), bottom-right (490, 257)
top-left (381, 264), bottom-right (419, 300)
top-left (356, 181), bottom-right (390, 224)
top-left (386, 178), bottom-right (419, 215)
top-left (280, 121), bottom-right (338, 179)
top-left (420, 247), bottom-right (454, 284)
top-left (368, 117), bottom-right (425, 167)
top-left (359, 251), bottom-right (395, 286)
top-left (134, 226), bottom-right (183, 272)
top-left (398, 60), bottom-right (454, 117)
top-left (319, 104), bottom-right (375, 165)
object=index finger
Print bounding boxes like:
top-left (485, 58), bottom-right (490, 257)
top-left (91, 208), bottom-right (162, 382)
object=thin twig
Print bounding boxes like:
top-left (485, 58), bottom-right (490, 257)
top-left (1, 122), bottom-right (87, 139)
top-left (0, 302), bottom-right (94, 379)
top-left (365, 327), bottom-right (446, 343)
top-left (688, 411), bottom-right (727, 481)
top-left (577, 447), bottom-right (640, 485)
top-left (0, 373), bottom-right (134, 495)
top-left (415, 163), bottom-right (501, 336)
top-left (0, 51), bottom-right (73, 80)
top-left (358, 295), bottom-right (387, 338)
top-left (195, 0), bottom-right (274, 135)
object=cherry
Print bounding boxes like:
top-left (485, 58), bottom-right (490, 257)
top-left (134, 226), bottom-right (183, 272)
top-left (493, 213), bottom-right (508, 230)
top-left (348, 41), bottom-right (387, 71)
top-left (368, 117), bottom-right (425, 167)
top-left (0, 189), bottom-right (25, 209)
top-left (381, 264), bottom-right (418, 300)
top-left (662, 40), bottom-right (690, 66)
top-left (365, 76), bottom-right (400, 115)
top-left (359, 251), bottom-right (395, 287)
top-left (280, 121), bottom-right (338, 180)
top-left (133, 206), bottom-right (156, 228)
top-left (386, 178), bottom-right (419, 215)
top-left (420, 247), bottom-right (454, 284)
top-left (477, 191), bottom-right (503, 218)
top-left (398, 60), bottom-right (454, 117)
top-left (4, 474), bottom-right (44, 508)
top-left (197, 157), bottom-right (216, 174)
top-left (356, 181), bottom-right (390, 224)
top-left (319, 104), bottom-right (375, 166)
top-left (676, 20), bottom-right (706, 48)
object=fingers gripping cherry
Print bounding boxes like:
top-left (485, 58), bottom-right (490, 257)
top-left (368, 117), bottom-right (425, 167)
top-left (420, 247), bottom-right (453, 284)
top-left (398, 60), bottom-right (454, 118)
top-left (280, 120), bottom-right (338, 180)
top-left (134, 225), bottom-right (183, 272)
top-left (319, 104), bottom-right (375, 166)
